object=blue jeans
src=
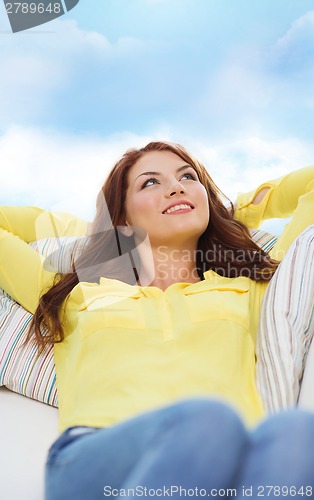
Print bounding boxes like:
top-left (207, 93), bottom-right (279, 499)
top-left (45, 399), bottom-right (314, 500)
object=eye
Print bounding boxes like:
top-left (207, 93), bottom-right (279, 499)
top-left (181, 172), bottom-right (197, 181)
top-left (141, 177), bottom-right (160, 189)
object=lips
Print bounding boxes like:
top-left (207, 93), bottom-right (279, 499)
top-left (162, 200), bottom-right (194, 214)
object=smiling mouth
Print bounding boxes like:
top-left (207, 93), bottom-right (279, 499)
top-left (163, 204), bottom-right (194, 214)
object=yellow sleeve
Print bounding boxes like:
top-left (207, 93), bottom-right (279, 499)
top-left (0, 206), bottom-right (88, 242)
top-left (235, 166), bottom-right (314, 228)
top-left (270, 179), bottom-right (314, 260)
top-left (0, 206), bottom-right (87, 312)
top-left (0, 228), bottom-right (55, 313)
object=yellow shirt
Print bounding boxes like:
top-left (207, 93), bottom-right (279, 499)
top-left (0, 165), bottom-right (313, 431)
top-left (0, 210), bottom-right (265, 429)
top-left (54, 272), bottom-right (266, 430)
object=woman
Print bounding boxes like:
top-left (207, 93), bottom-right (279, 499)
top-left (0, 141), bottom-right (314, 499)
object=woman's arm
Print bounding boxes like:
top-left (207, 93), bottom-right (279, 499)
top-left (235, 166), bottom-right (314, 259)
top-left (0, 206), bottom-right (88, 242)
top-left (0, 206), bottom-right (87, 312)
top-left (270, 179), bottom-right (314, 260)
top-left (0, 228), bottom-right (56, 313)
top-left (235, 165), bottom-right (314, 226)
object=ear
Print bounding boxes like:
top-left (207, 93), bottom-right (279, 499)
top-left (120, 222), bottom-right (134, 237)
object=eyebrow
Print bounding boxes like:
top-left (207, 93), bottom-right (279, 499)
top-left (135, 164), bottom-right (193, 181)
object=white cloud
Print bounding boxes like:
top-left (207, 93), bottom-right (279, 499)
top-left (3, 8), bottom-right (312, 146)
top-left (0, 18), bottom-right (163, 127)
top-left (271, 10), bottom-right (314, 76)
top-left (191, 9), bottom-right (314, 143)
top-left (1, 125), bottom-right (313, 234)
top-left (276, 10), bottom-right (314, 51)
top-left (196, 57), bottom-right (272, 131)
top-left (0, 126), bottom-right (161, 220)
top-left (184, 134), bottom-right (314, 200)
top-left (182, 134), bottom-right (314, 234)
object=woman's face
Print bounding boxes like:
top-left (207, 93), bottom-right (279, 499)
top-left (125, 151), bottom-right (210, 247)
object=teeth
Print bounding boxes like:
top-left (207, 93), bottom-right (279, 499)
top-left (164, 204), bottom-right (193, 214)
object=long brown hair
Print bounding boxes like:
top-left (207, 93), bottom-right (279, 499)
top-left (30, 141), bottom-right (279, 349)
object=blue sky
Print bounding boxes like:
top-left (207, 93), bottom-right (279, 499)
top-left (0, 0), bottom-right (314, 233)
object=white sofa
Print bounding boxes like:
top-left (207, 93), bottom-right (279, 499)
top-left (1, 341), bottom-right (314, 500)
top-left (0, 386), bottom-right (58, 500)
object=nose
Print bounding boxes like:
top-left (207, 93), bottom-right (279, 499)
top-left (166, 178), bottom-right (187, 197)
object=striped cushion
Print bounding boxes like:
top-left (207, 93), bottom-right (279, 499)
top-left (0, 230), bottom-right (278, 407)
top-left (250, 228), bottom-right (278, 253)
top-left (0, 236), bottom-right (86, 407)
top-left (0, 294), bottom-right (58, 405)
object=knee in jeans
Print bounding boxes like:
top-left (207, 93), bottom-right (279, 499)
top-left (165, 398), bottom-right (246, 436)
top-left (258, 410), bottom-right (314, 445)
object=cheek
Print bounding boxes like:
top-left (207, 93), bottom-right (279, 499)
top-left (125, 194), bottom-right (156, 226)
top-left (196, 188), bottom-right (210, 222)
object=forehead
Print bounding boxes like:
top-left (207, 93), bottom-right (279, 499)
top-left (128, 151), bottom-right (187, 182)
